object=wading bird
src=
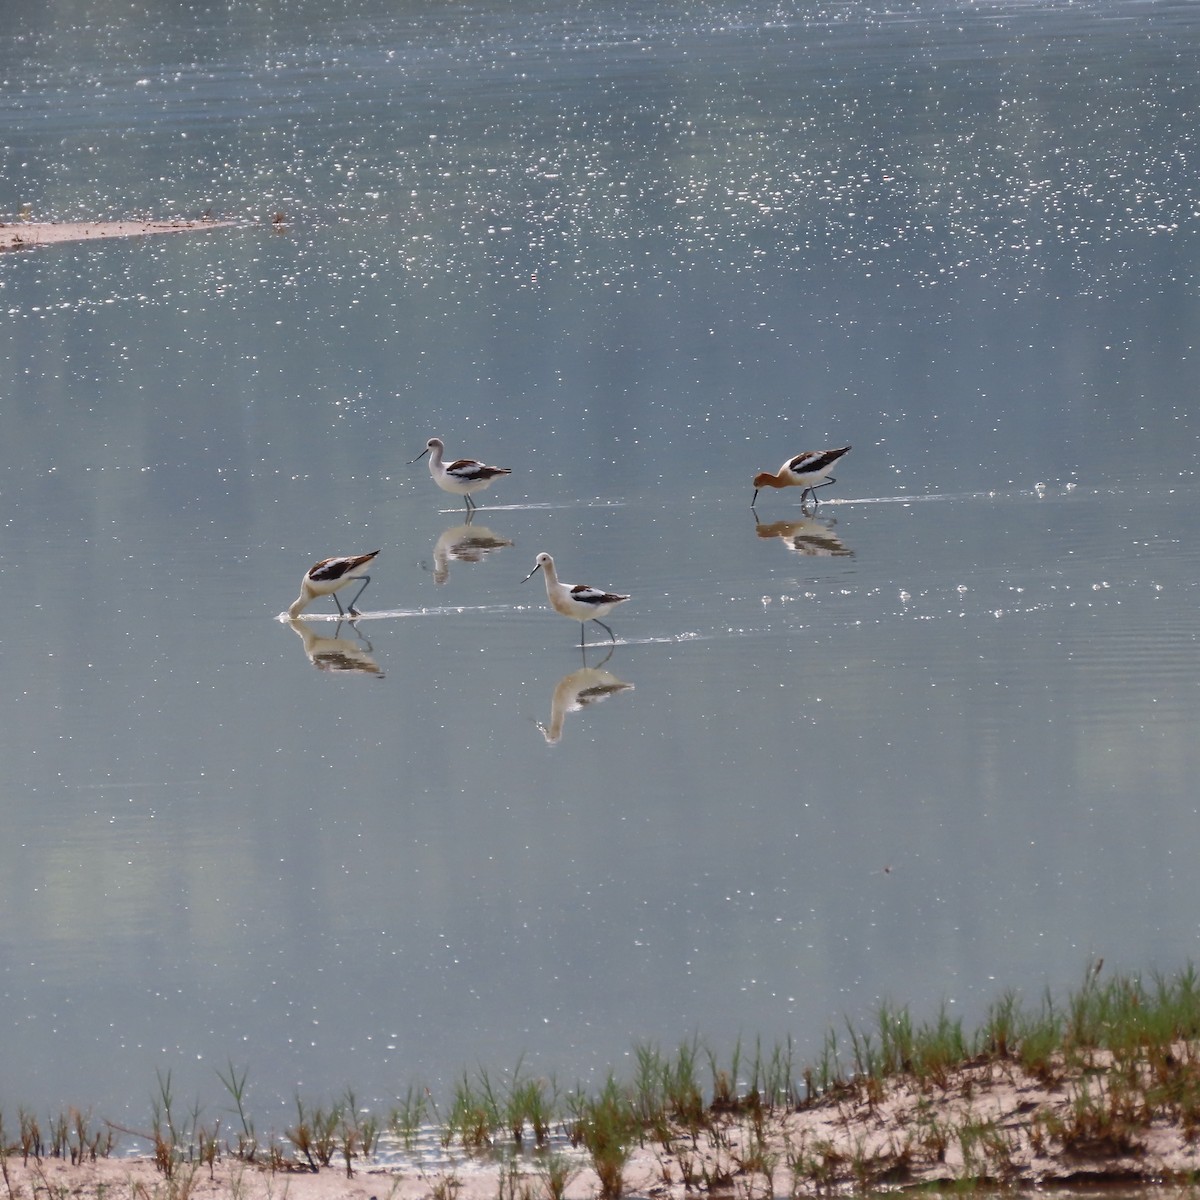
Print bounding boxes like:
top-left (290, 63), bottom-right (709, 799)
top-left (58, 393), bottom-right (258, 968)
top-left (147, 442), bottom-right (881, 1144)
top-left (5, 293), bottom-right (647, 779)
top-left (751, 445), bottom-right (851, 508)
top-left (288, 550), bottom-right (379, 619)
top-left (410, 437), bottom-right (511, 511)
top-left (522, 552), bottom-right (630, 647)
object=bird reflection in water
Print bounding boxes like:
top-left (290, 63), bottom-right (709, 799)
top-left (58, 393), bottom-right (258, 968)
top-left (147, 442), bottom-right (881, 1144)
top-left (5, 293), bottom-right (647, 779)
top-left (426, 515), bottom-right (515, 585)
top-left (538, 648), bottom-right (634, 745)
top-left (288, 618), bottom-right (384, 678)
top-left (753, 512), bottom-right (854, 559)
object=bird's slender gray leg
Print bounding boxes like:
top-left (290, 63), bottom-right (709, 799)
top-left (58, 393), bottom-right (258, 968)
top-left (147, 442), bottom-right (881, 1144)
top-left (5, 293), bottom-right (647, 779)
top-left (346, 575), bottom-right (372, 616)
top-left (809, 475), bottom-right (837, 504)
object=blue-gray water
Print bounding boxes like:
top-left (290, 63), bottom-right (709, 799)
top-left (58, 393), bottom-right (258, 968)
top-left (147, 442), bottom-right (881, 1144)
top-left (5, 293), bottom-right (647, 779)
top-left (2, 0), bottom-right (1199, 1125)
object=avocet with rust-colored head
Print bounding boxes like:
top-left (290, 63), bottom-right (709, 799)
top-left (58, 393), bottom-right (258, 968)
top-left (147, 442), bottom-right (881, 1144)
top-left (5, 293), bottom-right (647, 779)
top-left (751, 445), bottom-right (851, 508)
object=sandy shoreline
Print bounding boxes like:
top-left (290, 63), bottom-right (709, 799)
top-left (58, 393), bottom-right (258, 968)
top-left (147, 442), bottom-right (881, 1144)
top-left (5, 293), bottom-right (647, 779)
top-left (8, 1051), bottom-right (1200, 1200)
top-left (0, 217), bottom-right (238, 251)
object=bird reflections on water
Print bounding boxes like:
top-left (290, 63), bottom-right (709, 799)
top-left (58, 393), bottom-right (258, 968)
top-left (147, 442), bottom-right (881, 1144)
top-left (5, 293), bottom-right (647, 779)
top-left (287, 617), bottom-right (385, 678)
top-left (283, 605), bottom-right (634, 746)
top-left (537, 648), bottom-right (634, 745)
top-left (424, 517), bottom-right (514, 586)
top-left (753, 512), bottom-right (854, 560)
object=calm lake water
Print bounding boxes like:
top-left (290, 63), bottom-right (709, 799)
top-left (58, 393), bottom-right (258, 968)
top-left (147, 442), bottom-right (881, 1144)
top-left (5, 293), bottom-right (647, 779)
top-left (2, 0), bottom-right (1199, 1127)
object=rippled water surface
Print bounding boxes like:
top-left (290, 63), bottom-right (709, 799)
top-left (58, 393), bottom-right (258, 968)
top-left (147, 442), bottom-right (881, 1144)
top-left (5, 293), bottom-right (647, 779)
top-left (2, 0), bottom-right (1199, 1122)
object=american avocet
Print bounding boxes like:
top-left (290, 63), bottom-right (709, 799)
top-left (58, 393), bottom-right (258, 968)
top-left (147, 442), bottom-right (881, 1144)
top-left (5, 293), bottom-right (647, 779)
top-left (521, 552), bottom-right (631, 646)
top-left (409, 437), bottom-right (511, 510)
top-left (751, 445), bottom-right (851, 508)
top-left (288, 550), bottom-right (379, 619)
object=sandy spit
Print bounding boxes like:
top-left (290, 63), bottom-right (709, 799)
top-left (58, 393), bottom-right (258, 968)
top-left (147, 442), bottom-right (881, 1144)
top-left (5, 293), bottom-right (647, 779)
top-left (0, 218), bottom-right (239, 251)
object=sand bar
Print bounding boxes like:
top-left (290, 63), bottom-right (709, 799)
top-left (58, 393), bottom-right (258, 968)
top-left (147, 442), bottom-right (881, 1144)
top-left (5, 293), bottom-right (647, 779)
top-left (0, 218), bottom-right (238, 251)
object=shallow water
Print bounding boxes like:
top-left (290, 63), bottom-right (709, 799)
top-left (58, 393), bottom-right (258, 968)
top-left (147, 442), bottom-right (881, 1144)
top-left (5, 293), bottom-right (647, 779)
top-left (1, 0), bottom-right (1199, 1123)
